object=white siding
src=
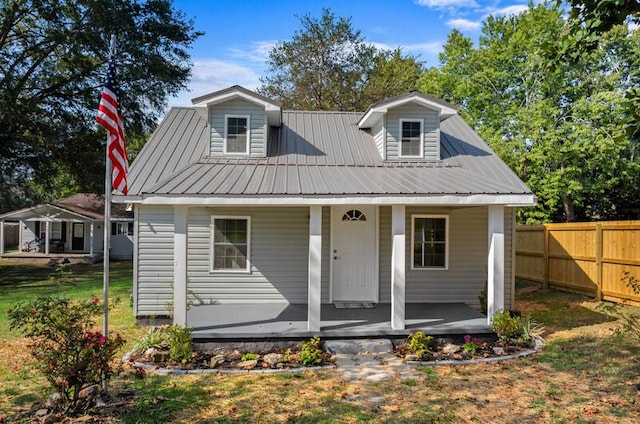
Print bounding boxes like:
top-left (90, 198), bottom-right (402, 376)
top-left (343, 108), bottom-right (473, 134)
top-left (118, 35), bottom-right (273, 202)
top-left (186, 207), bottom-right (309, 304)
top-left (321, 206), bottom-right (331, 302)
top-left (385, 104), bottom-right (440, 161)
top-left (136, 205), bottom-right (174, 315)
top-left (379, 206), bottom-right (392, 302)
top-left (403, 207), bottom-right (487, 307)
top-left (372, 117), bottom-right (385, 159)
top-left (208, 99), bottom-right (267, 157)
top-left (504, 207), bottom-right (514, 310)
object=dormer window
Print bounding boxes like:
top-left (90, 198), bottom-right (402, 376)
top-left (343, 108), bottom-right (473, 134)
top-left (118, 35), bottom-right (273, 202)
top-left (399, 119), bottom-right (423, 158)
top-left (224, 115), bottom-right (250, 154)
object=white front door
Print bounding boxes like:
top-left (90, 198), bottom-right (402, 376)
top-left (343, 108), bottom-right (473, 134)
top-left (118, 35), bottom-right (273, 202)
top-left (331, 206), bottom-right (378, 302)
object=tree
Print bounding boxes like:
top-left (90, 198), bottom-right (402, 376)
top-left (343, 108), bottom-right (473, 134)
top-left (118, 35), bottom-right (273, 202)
top-left (420, 4), bottom-right (640, 223)
top-left (258, 8), bottom-right (423, 111)
top-left (0, 0), bottom-right (201, 212)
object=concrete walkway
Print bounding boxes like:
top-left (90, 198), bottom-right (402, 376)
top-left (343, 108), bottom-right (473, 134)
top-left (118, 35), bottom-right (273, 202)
top-left (325, 339), bottom-right (419, 383)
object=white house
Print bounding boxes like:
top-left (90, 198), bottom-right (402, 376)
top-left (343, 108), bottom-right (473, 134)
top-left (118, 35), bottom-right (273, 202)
top-left (0, 193), bottom-right (134, 260)
top-left (114, 86), bottom-right (535, 337)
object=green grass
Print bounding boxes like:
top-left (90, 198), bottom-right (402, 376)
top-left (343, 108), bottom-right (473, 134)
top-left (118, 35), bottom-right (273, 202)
top-left (0, 259), bottom-right (135, 339)
top-left (2, 263), bottom-right (640, 422)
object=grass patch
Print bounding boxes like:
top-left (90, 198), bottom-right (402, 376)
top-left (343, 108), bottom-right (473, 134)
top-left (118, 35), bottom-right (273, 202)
top-left (1, 263), bottom-right (640, 422)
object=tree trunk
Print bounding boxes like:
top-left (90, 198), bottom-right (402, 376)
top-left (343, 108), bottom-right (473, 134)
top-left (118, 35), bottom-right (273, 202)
top-left (563, 198), bottom-right (575, 222)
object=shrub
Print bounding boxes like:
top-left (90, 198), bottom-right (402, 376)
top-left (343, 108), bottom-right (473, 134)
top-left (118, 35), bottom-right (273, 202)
top-left (7, 296), bottom-right (125, 412)
top-left (167, 325), bottom-right (192, 363)
top-left (241, 352), bottom-right (259, 361)
top-left (130, 326), bottom-right (171, 356)
top-left (407, 331), bottom-right (433, 357)
top-left (491, 310), bottom-right (522, 345)
top-left (517, 316), bottom-right (545, 345)
top-left (299, 336), bottom-right (323, 366)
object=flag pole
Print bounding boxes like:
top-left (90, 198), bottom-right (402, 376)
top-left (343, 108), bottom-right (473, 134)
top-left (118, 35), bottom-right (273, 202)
top-left (102, 33), bottom-right (117, 392)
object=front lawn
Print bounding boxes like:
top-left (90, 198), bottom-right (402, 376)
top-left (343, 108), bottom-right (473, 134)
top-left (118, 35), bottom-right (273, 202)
top-left (1, 261), bottom-right (639, 422)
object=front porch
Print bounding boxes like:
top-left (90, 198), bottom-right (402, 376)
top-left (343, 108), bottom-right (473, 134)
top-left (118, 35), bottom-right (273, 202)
top-left (0, 251), bottom-right (100, 263)
top-left (189, 303), bottom-right (490, 340)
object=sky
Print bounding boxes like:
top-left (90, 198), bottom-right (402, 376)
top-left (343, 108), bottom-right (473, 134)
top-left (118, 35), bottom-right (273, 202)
top-left (168, 0), bottom-right (534, 107)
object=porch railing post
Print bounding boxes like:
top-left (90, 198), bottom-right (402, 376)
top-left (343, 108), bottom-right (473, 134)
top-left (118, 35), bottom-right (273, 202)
top-left (391, 205), bottom-right (406, 330)
top-left (308, 205), bottom-right (322, 332)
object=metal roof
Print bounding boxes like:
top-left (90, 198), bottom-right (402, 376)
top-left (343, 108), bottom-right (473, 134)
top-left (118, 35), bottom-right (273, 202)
top-left (126, 105), bottom-right (532, 198)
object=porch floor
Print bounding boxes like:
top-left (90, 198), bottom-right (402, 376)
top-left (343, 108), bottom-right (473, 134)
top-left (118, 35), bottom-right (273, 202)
top-left (189, 303), bottom-right (491, 340)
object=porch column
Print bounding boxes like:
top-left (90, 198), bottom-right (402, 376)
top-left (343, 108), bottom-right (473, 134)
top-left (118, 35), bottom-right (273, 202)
top-left (307, 205), bottom-right (322, 332)
top-left (19, 220), bottom-right (23, 252)
top-left (173, 206), bottom-right (188, 327)
top-left (487, 205), bottom-right (505, 325)
top-left (89, 222), bottom-right (95, 257)
top-left (44, 221), bottom-right (50, 255)
top-left (0, 220), bottom-right (4, 256)
top-left (391, 205), bottom-right (406, 330)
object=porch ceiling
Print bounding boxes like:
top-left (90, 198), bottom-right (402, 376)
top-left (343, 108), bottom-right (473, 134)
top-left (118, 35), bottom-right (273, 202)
top-left (188, 303), bottom-right (491, 340)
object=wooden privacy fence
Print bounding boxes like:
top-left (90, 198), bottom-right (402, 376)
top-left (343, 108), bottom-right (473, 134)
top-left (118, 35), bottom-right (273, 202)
top-left (516, 221), bottom-right (640, 307)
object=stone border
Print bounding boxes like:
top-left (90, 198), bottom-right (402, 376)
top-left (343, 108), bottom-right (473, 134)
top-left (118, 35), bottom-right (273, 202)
top-left (404, 337), bottom-right (545, 366)
top-left (122, 353), bottom-right (335, 376)
top-left (122, 338), bottom-right (544, 376)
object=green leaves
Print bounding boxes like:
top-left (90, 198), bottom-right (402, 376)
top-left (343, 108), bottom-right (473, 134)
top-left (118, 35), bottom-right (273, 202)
top-left (420, 4), bottom-right (640, 223)
top-left (0, 0), bottom-right (201, 212)
top-left (258, 8), bottom-right (423, 112)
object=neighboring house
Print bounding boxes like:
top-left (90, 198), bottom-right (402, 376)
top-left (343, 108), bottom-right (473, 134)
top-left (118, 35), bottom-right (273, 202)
top-left (115, 85), bottom-right (535, 334)
top-left (0, 193), bottom-right (134, 260)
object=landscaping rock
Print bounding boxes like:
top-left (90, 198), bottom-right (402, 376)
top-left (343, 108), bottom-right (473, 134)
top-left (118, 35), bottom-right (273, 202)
top-left (492, 346), bottom-right (505, 355)
top-left (42, 413), bottom-right (59, 424)
top-left (35, 408), bottom-right (48, 417)
top-left (368, 396), bottom-right (385, 404)
top-left (404, 354), bottom-right (420, 362)
top-left (210, 354), bottom-right (225, 368)
top-left (237, 359), bottom-right (258, 370)
top-left (263, 353), bottom-right (283, 367)
top-left (145, 348), bottom-right (170, 363)
top-left (78, 384), bottom-right (98, 399)
top-left (442, 343), bottom-right (461, 354)
top-left (46, 392), bottom-right (62, 408)
top-left (345, 394), bottom-right (362, 401)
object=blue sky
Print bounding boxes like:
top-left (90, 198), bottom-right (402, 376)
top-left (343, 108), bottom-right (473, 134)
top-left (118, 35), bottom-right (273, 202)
top-left (168, 0), bottom-right (534, 107)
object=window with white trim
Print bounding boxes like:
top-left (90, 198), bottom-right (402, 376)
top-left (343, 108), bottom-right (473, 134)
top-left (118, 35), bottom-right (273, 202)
top-left (224, 115), bottom-right (250, 154)
top-left (211, 216), bottom-right (250, 272)
top-left (399, 119), bottom-right (423, 157)
top-left (51, 222), bottom-right (62, 240)
top-left (112, 222), bottom-right (133, 236)
top-left (412, 215), bottom-right (448, 269)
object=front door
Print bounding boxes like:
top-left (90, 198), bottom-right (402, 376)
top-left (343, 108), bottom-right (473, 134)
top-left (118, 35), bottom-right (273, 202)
top-left (71, 223), bottom-right (84, 251)
top-left (331, 206), bottom-right (377, 302)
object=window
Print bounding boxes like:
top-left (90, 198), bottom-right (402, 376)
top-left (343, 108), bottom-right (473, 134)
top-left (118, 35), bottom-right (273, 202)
top-left (412, 215), bottom-right (448, 269)
top-left (51, 222), bottom-right (62, 240)
top-left (224, 115), bottom-right (250, 154)
top-left (211, 216), bottom-right (250, 272)
top-left (399, 119), bottom-right (423, 157)
top-left (342, 209), bottom-right (367, 221)
top-left (112, 222), bottom-right (133, 235)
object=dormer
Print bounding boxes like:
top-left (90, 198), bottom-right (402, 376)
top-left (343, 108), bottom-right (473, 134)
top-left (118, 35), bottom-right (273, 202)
top-left (358, 92), bottom-right (457, 161)
top-left (192, 86), bottom-right (282, 158)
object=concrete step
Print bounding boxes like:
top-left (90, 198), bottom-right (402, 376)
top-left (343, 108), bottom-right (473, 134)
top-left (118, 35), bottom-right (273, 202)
top-left (324, 339), bottom-right (394, 355)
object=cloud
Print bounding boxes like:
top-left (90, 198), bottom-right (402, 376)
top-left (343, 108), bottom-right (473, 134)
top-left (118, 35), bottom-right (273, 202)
top-left (415, 0), bottom-right (478, 9)
top-left (227, 40), bottom-right (277, 63)
top-left (488, 4), bottom-right (529, 17)
top-left (168, 59), bottom-right (262, 107)
top-left (372, 41), bottom-right (443, 55)
top-left (446, 18), bottom-right (482, 31)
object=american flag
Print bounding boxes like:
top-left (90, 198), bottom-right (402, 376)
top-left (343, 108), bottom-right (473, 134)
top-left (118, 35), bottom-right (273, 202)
top-left (96, 51), bottom-right (128, 195)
